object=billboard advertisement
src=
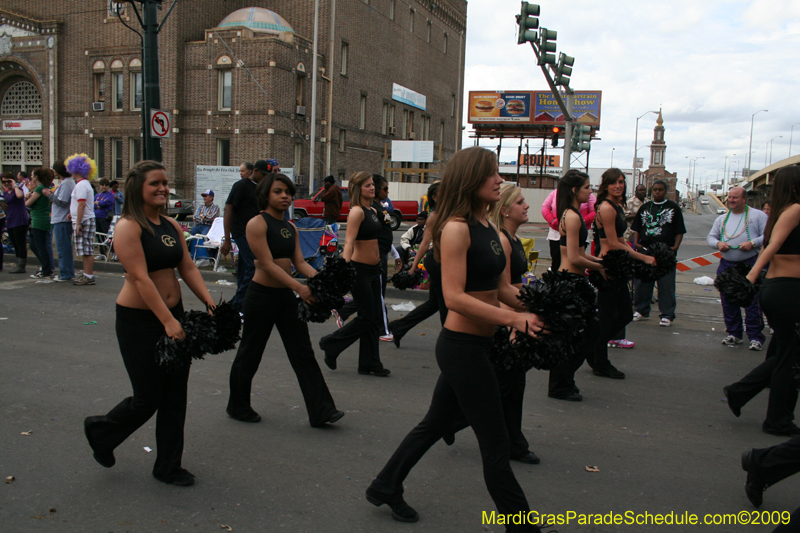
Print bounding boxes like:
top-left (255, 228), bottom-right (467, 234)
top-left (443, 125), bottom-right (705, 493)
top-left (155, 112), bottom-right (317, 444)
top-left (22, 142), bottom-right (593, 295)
top-left (533, 91), bottom-right (601, 126)
top-left (468, 91), bottom-right (534, 123)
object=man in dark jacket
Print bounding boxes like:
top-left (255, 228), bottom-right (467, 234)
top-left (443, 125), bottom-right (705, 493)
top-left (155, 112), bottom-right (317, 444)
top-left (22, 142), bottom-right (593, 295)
top-left (320, 175), bottom-right (342, 226)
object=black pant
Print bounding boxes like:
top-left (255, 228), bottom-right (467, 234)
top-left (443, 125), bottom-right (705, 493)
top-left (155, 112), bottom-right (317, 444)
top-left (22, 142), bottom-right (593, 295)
top-left (7, 224), bottom-right (27, 259)
top-left (320, 261), bottom-right (384, 372)
top-left (0, 217), bottom-right (5, 269)
top-left (728, 278), bottom-right (800, 430)
top-left (339, 260), bottom-right (390, 335)
top-left (96, 216), bottom-right (111, 255)
top-left (548, 273), bottom-right (595, 395)
top-left (87, 303), bottom-right (189, 479)
top-left (589, 282), bottom-right (632, 371)
top-left (228, 282), bottom-right (338, 426)
top-left (389, 254), bottom-right (448, 339)
top-left (369, 329), bottom-right (535, 532)
top-left (751, 434), bottom-right (800, 487)
top-left (549, 239), bottom-right (561, 271)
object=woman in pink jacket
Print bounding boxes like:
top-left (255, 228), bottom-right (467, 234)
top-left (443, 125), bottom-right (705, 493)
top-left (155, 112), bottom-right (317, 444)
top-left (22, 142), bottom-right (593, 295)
top-left (541, 189), bottom-right (596, 270)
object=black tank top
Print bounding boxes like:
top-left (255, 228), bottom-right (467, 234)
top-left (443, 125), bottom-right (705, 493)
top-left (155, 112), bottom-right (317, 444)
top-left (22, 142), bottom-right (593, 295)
top-left (502, 228), bottom-right (528, 285)
top-left (355, 205), bottom-right (382, 241)
top-left (261, 212), bottom-right (295, 259)
top-left (594, 199), bottom-right (627, 255)
top-left (776, 223), bottom-right (800, 255)
top-left (465, 221), bottom-right (507, 292)
top-left (142, 216), bottom-right (184, 272)
top-left (559, 206), bottom-right (589, 247)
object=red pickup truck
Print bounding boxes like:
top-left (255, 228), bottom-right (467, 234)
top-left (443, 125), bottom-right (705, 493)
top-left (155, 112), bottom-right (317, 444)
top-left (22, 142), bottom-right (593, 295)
top-left (294, 188), bottom-right (419, 230)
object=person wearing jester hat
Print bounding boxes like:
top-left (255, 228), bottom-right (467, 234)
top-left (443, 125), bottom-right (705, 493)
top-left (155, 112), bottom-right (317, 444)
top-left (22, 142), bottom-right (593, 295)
top-left (66, 153), bottom-right (99, 285)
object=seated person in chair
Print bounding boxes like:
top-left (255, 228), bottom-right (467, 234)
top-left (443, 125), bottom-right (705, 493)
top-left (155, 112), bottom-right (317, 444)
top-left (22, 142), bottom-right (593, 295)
top-left (398, 212), bottom-right (427, 266)
top-left (189, 190), bottom-right (220, 258)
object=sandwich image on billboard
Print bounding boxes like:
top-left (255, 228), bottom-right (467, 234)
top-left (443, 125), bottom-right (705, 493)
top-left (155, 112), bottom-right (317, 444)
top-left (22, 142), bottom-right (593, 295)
top-left (468, 91), bottom-right (533, 123)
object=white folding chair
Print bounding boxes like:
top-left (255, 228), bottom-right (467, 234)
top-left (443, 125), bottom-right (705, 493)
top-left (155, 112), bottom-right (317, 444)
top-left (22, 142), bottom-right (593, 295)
top-left (188, 218), bottom-right (232, 270)
top-left (93, 215), bottom-right (119, 262)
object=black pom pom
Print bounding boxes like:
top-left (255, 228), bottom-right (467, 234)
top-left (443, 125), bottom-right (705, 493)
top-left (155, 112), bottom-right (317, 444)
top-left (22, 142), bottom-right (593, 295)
top-left (634, 242), bottom-right (678, 282)
top-left (297, 256), bottom-right (358, 323)
top-left (588, 249), bottom-right (635, 288)
top-left (208, 299), bottom-right (241, 354)
top-left (714, 262), bottom-right (761, 308)
top-left (390, 265), bottom-right (424, 290)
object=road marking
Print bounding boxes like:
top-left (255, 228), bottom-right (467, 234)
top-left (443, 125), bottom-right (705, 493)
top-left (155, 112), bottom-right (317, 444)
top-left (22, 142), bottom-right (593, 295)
top-left (676, 252), bottom-right (722, 272)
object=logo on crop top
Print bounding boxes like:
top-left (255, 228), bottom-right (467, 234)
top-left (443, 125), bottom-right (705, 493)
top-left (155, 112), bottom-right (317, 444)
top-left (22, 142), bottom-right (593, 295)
top-left (281, 228), bottom-right (292, 238)
top-left (371, 213), bottom-right (380, 223)
top-left (491, 240), bottom-right (502, 255)
top-left (519, 250), bottom-right (527, 261)
top-left (162, 235), bottom-right (176, 247)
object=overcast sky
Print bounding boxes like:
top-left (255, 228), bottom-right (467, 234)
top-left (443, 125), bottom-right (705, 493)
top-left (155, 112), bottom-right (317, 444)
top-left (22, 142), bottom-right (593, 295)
top-left (462, 0), bottom-right (800, 192)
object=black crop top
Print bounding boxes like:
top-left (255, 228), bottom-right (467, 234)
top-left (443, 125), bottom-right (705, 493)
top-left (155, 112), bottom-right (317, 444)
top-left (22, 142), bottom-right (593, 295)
top-left (465, 221), bottom-right (507, 292)
top-left (262, 212), bottom-right (296, 259)
top-left (355, 205), bottom-right (382, 241)
top-left (559, 207), bottom-right (589, 248)
top-left (776, 223), bottom-right (800, 255)
top-left (502, 228), bottom-right (528, 285)
top-left (142, 216), bottom-right (184, 272)
top-left (594, 199), bottom-right (627, 250)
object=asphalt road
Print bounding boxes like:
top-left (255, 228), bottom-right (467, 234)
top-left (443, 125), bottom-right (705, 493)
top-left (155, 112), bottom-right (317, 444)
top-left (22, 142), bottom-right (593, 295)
top-left (1, 263), bottom-right (795, 532)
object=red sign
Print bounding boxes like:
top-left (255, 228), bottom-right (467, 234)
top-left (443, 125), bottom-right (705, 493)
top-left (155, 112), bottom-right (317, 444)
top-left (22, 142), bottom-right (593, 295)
top-left (150, 109), bottom-right (171, 138)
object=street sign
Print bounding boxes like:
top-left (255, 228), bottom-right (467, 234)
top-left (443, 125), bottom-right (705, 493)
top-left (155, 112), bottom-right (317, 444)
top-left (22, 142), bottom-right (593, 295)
top-left (634, 157), bottom-right (643, 169)
top-left (150, 109), bottom-right (171, 139)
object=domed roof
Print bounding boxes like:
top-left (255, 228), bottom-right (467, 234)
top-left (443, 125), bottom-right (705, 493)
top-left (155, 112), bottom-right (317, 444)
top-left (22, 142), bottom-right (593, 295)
top-left (218, 7), bottom-right (294, 35)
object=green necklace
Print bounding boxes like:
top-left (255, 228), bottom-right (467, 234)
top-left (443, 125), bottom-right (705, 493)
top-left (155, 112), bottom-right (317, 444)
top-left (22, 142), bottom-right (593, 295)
top-left (720, 205), bottom-right (750, 249)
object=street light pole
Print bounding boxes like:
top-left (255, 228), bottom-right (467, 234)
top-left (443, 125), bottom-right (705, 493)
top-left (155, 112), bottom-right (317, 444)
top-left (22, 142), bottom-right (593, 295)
top-left (747, 109), bottom-right (768, 177)
top-left (790, 123), bottom-right (800, 157)
top-left (768, 135), bottom-right (782, 166)
top-left (610, 147), bottom-right (615, 168)
top-left (633, 110), bottom-right (659, 188)
top-left (723, 153), bottom-right (736, 194)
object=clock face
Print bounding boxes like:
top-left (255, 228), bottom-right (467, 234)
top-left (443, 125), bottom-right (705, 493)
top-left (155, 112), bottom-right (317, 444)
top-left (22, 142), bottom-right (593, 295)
top-left (108, 1), bottom-right (126, 17)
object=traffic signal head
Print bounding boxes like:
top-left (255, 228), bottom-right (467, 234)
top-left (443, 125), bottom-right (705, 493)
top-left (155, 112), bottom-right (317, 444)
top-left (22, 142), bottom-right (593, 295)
top-left (516, 2), bottom-right (540, 45)
top-left (554, 53), bottom-right (574, 87)
top-left (570, 123), bottom-right (591, 152)
top-left (551, 126), bottom-right (560, 147)
top-left (538, 28), bottom-right (557, 65)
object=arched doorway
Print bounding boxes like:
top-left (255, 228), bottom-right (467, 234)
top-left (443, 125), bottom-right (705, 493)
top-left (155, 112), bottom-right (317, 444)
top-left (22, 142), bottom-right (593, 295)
top-left (0, 74), bottom-right (43, 175)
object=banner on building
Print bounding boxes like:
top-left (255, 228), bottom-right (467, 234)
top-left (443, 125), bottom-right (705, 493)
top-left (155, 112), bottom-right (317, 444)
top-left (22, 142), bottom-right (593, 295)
top-left (518, 154), bottom-right (560, 167)
top-left (392, 83), bottom-right (426, 111)
top-left (2, 119), bottom-right (42, 131)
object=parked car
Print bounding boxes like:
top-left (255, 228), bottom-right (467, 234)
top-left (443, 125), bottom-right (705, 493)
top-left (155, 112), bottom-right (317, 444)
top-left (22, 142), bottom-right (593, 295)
top-left (293, 188), bottom-right (419, 230)
top-left (700, 198), bottom-right (709, 205)
top-left (717, 207), bottom-right (727, 214)
top-left (168, 192), bottom-right (194, 220)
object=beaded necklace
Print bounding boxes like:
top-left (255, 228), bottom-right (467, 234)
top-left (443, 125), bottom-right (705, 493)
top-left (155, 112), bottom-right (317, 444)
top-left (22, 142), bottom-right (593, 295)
top-left (720, 205), bottom-right (750, 249)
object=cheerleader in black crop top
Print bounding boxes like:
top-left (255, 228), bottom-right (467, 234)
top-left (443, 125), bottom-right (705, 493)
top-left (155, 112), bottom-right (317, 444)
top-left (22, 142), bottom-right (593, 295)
top-left (368, 147), bottom-right (544, 530)
top-left (83, 162), bottom-right (216, 487)
top-left (227, 174), bottom-right (343, 427)
top-left (739, 167), bottom-right (800, 435)
top-left (549, 171), bottom-right (603, 401)
top-left (590, 169), bottom-right (656, 381)
top-left (319, 172), bottom-right (389, 377)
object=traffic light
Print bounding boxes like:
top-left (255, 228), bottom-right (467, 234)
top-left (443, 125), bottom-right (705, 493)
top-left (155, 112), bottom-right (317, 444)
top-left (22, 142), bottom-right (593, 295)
top-left (551, 126), bottom-right (560, 147)
top-left (538, 28), bottom-right (557, 65)
top-left (571, 123), bottom-right (591, 152)
top-left (516, 2), bottom-right (540, 45)
top-left (554, 52), bottom-right (574, 87)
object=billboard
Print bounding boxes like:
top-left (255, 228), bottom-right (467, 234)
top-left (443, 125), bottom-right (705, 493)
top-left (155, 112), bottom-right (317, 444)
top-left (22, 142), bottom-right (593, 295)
top-left (533, 91), bottom-right (601, 126)
top-left (468, 91), bottom-right (533, 123)
top-left (519, 154), bottom-right (560, 167)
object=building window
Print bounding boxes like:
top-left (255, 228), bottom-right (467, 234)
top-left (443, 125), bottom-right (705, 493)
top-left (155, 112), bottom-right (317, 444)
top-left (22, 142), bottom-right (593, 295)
top-left (340, 41), bottom-right (349, 76)
top-left (389, 0), bottom-right (395, 20)
top-left (440, 120), bottom-right (445, 146)
top-left (130, 72), bottom-right (142, 110)
top-left (382, 103), bottom-right (388, 135)
top-left (112, 138), bottom-right (124, 178)
top-left (444, 33), bottom-right (448, 54)
top-left (296, 74), bottom-right (305, 107)
top-left (409, 9), bottom-right (414, 33)
top-left (427, 21), bottom-right (431, 43)
top-left (218, 70), bottom-right (232, 111)
top-left (1, 81), bottom-right (43, 115)
top-left (402, 109), bottom-right (408, 138)
top-left (421, 116), bottom-right (430, 140)
top-left (94, 73), bottom-right (105, 103)
top-left (129, 138), bottom-right (141, 166)
top-left (112, 73), bottom-right (123, 111)
top-left (95, 139), bottom-right (105, 177)
top-left (359, 95), bottom-right (367, 130)
top-left (451, 94), bottom-right (456, 117)
top-left (217, 139), bottom-right (230, 166)
top-left (389, 105), bottom-right (395, 132)
top-left (294, 142), bottom-right (302, 175)
top-left (408, 111), bottom-right (415, 139)
top-left (339, 129), bottom-right (346, 152)
top-left (654, 151), bottom-right (662, 166)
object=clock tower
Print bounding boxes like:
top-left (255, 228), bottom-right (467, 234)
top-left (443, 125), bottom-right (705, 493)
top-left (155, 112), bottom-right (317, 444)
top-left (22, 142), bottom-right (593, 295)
top-left (642, 109), bottom-right (679, 201)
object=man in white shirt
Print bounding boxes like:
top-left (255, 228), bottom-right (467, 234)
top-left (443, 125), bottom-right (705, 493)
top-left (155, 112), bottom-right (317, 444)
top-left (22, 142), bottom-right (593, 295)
top-left (70, 165), bottom-right (97, 286)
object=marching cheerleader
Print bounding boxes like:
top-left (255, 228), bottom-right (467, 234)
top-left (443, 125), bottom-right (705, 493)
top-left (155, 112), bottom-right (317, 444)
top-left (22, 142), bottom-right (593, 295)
top-left (227, 173), bottom-right (344, 427)
top-left (591, 169), bottom-right (655, 379)
top-left (320, 172), bottom-right (390, 376)
top-left (83, 161), bottom-right (216, 486)
top-left (367, 147), bottom-right (544, 531)
top-left (548, 170), bottom-right (604, 401)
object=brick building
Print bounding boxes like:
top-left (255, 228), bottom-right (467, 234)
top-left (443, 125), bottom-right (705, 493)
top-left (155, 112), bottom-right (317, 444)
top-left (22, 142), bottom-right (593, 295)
top-left (0, 1), bottom-right (466, 197)
top-left (640, 109), bottom-right (678, 201)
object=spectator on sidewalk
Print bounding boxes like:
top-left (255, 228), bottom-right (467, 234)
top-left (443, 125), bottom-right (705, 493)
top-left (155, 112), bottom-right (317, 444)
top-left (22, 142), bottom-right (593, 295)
top-left (320, 175), bottom-right (342, 226)
top-left (398, 211), bottom-right (427, 265)
top-left (111, 180), bottom-right (124, 216)
top-left (94, 178), bottom-right (116, 257)
top-left (188, 189), bottom-right (220, 259)
top-left (68, 153), bottom-right (99, 286)
top-left (707, 187), bottom-right (768, 350)
top-left (25, 168), bottom-right (56, 278)
top-left (630, 180), bottom-right (687, 327)
top-left (624, 184), bottom-right (647, 239)
top-left (239, 161), bottom-right (254, 180)
top-left (51, 161), bottom-right (76, 281)
top-left (3, 172), bottom-right (29, 274)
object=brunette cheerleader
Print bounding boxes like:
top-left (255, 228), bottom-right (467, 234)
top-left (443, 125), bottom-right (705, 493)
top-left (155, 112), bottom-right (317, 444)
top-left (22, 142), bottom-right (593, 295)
top-left (320, 172), bottom-right (389, 376)
top-left (227, 173), bottom-right (344, 427)
top-left (366, 147), bottom-right (544, 531)
top-left (83, 161), bottom-right (216, 486)
top-left (548, 170), bottom-right (604, 401)
top-left (591, 169), bottom-right (655, 379)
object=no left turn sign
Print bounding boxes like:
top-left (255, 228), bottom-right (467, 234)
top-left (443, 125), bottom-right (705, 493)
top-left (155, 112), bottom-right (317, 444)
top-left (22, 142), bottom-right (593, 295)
top-left (150, 109), bottom-right (171, 139)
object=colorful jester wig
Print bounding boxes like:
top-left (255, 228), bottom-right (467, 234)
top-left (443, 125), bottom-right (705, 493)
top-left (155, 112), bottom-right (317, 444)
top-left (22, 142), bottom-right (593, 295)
top-left (65, 153), bottom-right (98, 180)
